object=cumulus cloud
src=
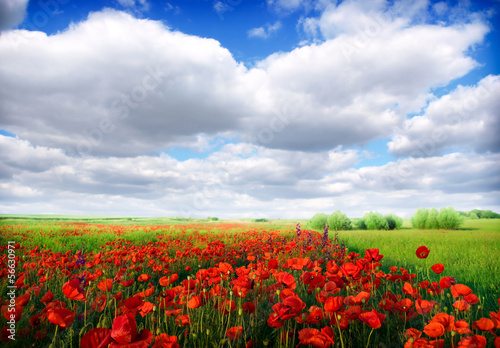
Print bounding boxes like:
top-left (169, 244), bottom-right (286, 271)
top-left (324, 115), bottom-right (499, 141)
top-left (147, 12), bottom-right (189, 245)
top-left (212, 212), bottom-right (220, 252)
top-left (0, 8), bottom-right (489, 157)
top-left (0, 0), bottom-right (29, 31)
top-left (388, 75), bottom-right (500, 157)
top-left (1, 136), bottom-right (498, 218)
top-left (248, 21), bottom-right (282, 39)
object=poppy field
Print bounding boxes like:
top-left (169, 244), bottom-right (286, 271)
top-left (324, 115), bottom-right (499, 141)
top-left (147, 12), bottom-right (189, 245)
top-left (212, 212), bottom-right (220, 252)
top-left (0, 219), bottom-right (499, 347)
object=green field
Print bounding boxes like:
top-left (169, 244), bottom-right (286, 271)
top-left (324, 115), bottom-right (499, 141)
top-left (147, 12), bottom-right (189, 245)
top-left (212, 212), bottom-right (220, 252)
top-left (1, 216), bottom-right (499, 308)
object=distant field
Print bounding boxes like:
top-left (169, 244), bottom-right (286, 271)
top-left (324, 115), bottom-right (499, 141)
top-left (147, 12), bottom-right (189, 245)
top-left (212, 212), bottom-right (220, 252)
top-left (335, 218), bottom-right (500, 309)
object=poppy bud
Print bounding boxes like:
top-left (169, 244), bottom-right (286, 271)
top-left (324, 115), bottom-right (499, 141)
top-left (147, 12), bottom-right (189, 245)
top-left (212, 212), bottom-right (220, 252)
top-left (238, 308), bottom-right (242, 316)
top-left (206, 329), bottom-right (210, 336)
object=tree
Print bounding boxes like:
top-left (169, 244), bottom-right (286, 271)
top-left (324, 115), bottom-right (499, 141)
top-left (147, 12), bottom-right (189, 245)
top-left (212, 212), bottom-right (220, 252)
top-left (327, 211), bottom-right (352, 231)
top-left (437, 207), bottom-right (463, 230)
top-left (308, 213), bottom-right (328, 230)
top-left (411, 208), bottom-right (428, 229)
top-left (468, 212), bottom-right (479, 219)
top-left (385, 214), bottom-right (403, 230)
top-left (425, 208), bottom-right (439, 229)
top-left (363, 212), bottom-right (389, 230)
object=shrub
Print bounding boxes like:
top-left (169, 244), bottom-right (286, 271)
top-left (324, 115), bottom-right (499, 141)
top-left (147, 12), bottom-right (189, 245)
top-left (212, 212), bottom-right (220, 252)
top-left (425, 208), bottom-right (439, 229)
top-left (308, 213), bottom-right (328, 230)
top-left (363, 212), bottom-right (389, 230)
top-left (411, 208), bottom-right (428, 229)
top-left (254, 218), bottom-right (268, 222)
top-left (385, 214), bottom-right (403, 230)
top-left (437, 207), bottom-right (463, 230)
top-left (326, 210), bottom-right (352, 231)
top-left (355, 218), bottom-right (367, 230)
top-left (468, 212), bottom-right (479, 219)
top-left (211, 217), bottom-right (219, 221)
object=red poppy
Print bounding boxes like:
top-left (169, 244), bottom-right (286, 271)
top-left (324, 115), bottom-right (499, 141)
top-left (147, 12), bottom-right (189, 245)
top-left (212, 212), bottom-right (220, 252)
top-left (324, 296), bottom-right (343, 313)
top-left (187, 295), bottom-right (203, 309)
top-left (242, 302), bottom-right (256, 314)
top-left (359, 310), bottom-right (386, 329)
top-left (458, 335), bottom-right (487, 348)
top-left (62, 279), bottom-right (86, 301)
top-left (472, 318), bottom-right (495, 331)
top-left (430, 263), bottom-right (444, 274)
top-left (152, 334), bottom-right (179, 348)
top-left (41, 290), bottom-right (54, 304)
top-left (97, 279), bottom-right (113, 292)
top-left (137, 274), bottom-right (151, 282)
top-left (47, 308), bottom-right (76, 328)
top-left (226, 327), bottom-right (243, 340)
top-left (111, 314), bottom-right (137, 344)
top-left (80, 328), bottom-right (113, 348)
top-left (454, 320), bottom-right (472, 335)
top-left (365, 249), bottom-right (384, 262)
top-left (423, 322), bottom-right (445, 338)
top-left (415, 246), bottom-right (430, 259)
top-left (394, 298), bottom-right (414, 313)
top-left (450, 284), bottom-right (473, 298)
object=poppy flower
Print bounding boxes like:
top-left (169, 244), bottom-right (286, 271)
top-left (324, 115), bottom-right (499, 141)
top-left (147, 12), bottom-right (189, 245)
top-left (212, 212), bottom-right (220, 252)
top-left (472, 318), bottom-right (495, 331)
top-left (111, 314), bottom-right (137, 344)
top-left (359, 310), bottom-right (385, 329)
top-left (458, 335), bottom-right (487, 348)
top-left (152, 334), bottom-right (179, 348)
top-left (97, 279), bottom-right (113, 292)
top-left (423, 322), bottom-right (445, 338)
top-left (62, 279), bottom-right (86, 301)
top-left (41, 290), bottom-right (55, 304)
top-left (187, 295), bottom-right (203, 309)
top-left (450, 284), bottom-right (473, 298)
top-left (47, 308), bottom-right (76, 328)
top-left (394, 298), bottom-right (414, 313)
top-left (324, 296), bottom-right (343, 313)
top-left (415, 246), bottom-right (430, 259)
top-left (430, 263), bottom-right (444, 274)
top-left (298, 328), bottom-right (334, 348)
top-left (452, 299), bottom-right (470, 311)
top-left (226, 327), bottom-right (243, 340)
top-left (80, 328), bottom-right (113, 348)
top-left (137, 274), bottom-right (151, 282)
top-left (110, 329), bottom-right (152, 348)
top-left (242, 302), bottom-right (256, 314)
top-left (454, 320), bottom-right (472, 335)
top-left (365, 249), bottom-right (384, 262)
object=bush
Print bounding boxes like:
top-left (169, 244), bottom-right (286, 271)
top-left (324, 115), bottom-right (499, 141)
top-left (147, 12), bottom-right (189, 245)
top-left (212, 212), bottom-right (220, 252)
top-left (254, 218), bottom-right (268, 222)
top-left (411, 207), bottom-right (463, 230)
top-left (211, 217), bottom-right (219, 221)
top-left (363, 212), bottom-right (389, 230)
top-left (308, 213), bottom-right (328, 230)
top-left (438, 207), bottom-right (463, 230)
top-left (355, 218), bottom-right (367, 230)
top-left (411, 208), bottom-right (428, 229)
top-left (468, 213), bottom-right (479, 219)
top-left (425, 208), bottom-right (439, 229)
top-left (385, 214), bottom-right (403, 230)
top-left (327, 211), bottom-right (352, 231)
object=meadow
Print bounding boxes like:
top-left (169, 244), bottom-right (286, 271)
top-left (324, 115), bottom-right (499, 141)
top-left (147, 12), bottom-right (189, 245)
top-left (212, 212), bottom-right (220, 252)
top-left (0, 216), bottom-right (499, 347)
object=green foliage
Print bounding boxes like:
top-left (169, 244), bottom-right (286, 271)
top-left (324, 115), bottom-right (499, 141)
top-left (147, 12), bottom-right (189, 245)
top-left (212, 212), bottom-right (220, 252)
top-left (411, 208), bottom-right (428, 229)
top-left (469, 209), bottom-right (500, 219)
top-left (211, 217), bottom-right (219, 221)
top-left (411, 207), bottom-right (463, 230)
top-left (308, 213), bottom-right (328, 230)
top-left (438, 207), bottom-right (463, 230)
top-left (326, 210), bottom-right (352, 231)
top-left (425, 208), bottom-right (439, 229)
top-left (385, 213), bottom-right (403, 230)
top-left (254, 218), bottom-right (268, 222)
top-left (468, 212), bottom-right (479, 219)
top-left (363, 212), bottom-right (389, 230)
top-left (354, 218), bottom-right (367, 230)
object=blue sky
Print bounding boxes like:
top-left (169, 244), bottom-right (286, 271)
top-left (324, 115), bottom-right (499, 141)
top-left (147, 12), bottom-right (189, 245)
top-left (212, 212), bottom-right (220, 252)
top-left (0, 0), bottom-right (499, 218)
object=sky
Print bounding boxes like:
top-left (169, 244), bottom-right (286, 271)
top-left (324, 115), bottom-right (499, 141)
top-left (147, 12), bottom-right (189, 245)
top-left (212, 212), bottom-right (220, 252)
top-left (0, 0), bottom-right (499, 219)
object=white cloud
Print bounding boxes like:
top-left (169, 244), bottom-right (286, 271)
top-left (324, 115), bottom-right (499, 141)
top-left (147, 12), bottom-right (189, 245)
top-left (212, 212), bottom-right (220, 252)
top-left (0, 0), bottom-right (29, 31)
top-left (388, 75), bottom-right (500, 156)
top-left (0, 8), bottom-right (489, 157)
top-left (0, 136), bottom-right (498, 217)
top-left (248, 21), bottom-right (282, 39)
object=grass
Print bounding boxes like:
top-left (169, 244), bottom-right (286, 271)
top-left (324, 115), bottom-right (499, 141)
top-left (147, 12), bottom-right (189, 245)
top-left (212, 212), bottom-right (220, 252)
top-left (334, 218), bottom-right (500, 310)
